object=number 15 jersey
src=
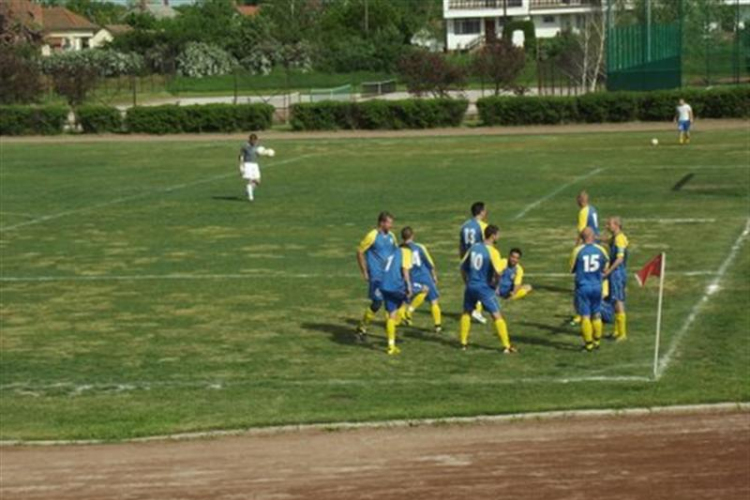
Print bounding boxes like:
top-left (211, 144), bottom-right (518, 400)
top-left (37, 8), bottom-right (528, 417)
top-left (570, 243), bottom-right (609, 289)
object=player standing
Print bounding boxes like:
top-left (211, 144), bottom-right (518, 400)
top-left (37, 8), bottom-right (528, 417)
top-left (570, 227), bottom-right (610, 352)
top-left (379, 240), bottom-right (414, 355)
top-left (674, 98), bottom-right (694, 145)
top-left (602, 216), bottom-right (629, 341)
top-left (356, 212), bottom-right (398, 341)
top-left (400, 227), bottom-right (442, 334)
top-left (575, 190), bottom-right (600, 245)
top-left (238, 133), bottom-right (264, 202)
top-left (460, 202), bottom-right (490, 324)
top-left (459, 225), bottom-right (517, 354)
top-left (496, 248), bottom-right (532, 301)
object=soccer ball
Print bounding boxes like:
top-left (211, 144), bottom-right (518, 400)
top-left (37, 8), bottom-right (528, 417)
top-left (256, 146), bottom-right (267, 155)
top-left (267, 149), bottom-right (276, 157)
top-left (651, 138), bottom-right (659, 146)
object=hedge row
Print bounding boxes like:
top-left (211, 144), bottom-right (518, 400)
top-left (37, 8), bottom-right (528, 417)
top-left (124, 103), bottom-right (274, 134)
top-left (290, 99), bottom-right (469, 131)
top-left (477, 86), bottom-right (750, 126)
top-left (0, 106), bottom-right (69, 135)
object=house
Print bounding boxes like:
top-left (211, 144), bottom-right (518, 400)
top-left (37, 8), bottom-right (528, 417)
top-left (90, 24), bottom-right (132, 48)
top-left (235, 5), bottom-right (260, 17)
top-left (443, 0), bottom-right (750, 51)
top-left (3, 0), bottom-right (99, 55)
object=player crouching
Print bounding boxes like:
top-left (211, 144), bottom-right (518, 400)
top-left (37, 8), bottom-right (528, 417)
top-left (238, 133), bottom-right (274, 202)
top-left (399, 227), bottom-right (442, 334)
top-left (496, 248), bottom-right (532, 301)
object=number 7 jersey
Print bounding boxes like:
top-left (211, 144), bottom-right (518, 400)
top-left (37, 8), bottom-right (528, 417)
top-left (570, 243), bottom-right (610, 288)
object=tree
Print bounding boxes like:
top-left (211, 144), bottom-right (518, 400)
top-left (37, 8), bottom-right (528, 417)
top-left (63, 0), bottom-right (127, 26)
top-left (48, 64), bottom-right (99, 106)
top-left (398, 49), bottom-right (466, 98)
top-left (554, 1), bottom-right (607, 91)
top-left (0, 47), bottom-right (45, 104)
top-left (473, 39), bottom-right (526, 95)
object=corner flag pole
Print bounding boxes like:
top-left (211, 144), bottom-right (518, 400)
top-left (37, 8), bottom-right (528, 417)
top-left (652, 252), bottom-right (667, 379)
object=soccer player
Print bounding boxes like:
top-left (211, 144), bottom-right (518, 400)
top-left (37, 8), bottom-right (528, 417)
top-left (379, 239), bottom-right (414, 355)
top-left (356, 212), bottom-right (398, 341)
top-left (602, 216), bottom-right (629, 341)
top-left (570, 227), bottom-right (610, 352)
top-left (459, 225), bottom-right (517, 354)
top-left (575, 190), bottom-right (600, 245)
top-left (238, 133), bottom-right (264, 202)
top-left (496, 248), bottom-right (532, 301)
top-left (400, 227), bottom-right (442, 334)
top-left (674, 98), bottom-right (694, 145)
top-left (460, 202), bottom-right (489, 324)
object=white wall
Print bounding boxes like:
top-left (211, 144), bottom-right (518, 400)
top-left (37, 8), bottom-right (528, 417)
top-left (90, 29), bottom-right (113, 49)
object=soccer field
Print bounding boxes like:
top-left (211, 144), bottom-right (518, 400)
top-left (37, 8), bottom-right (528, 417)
top-left (1, 128), bottom-right (748, 441)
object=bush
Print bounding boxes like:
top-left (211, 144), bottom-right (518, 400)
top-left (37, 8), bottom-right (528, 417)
top-left (0, 106), bottom-right (69, 135)
top-left (501, 19), bottom-right (537, 53)
top-left (41, 49), bottom-right (144, 77)
top-left (477, 87), bottom-right (750, 126)
top-left (125, 103), bottom-right (273, 134)
top-left (290, 99), bottom-right (468, 131)
top-left (176, 42), bottom-right (238, 78)
top-left (0, 48), bottom-right (45, 105)
top-left (398, 50), bottom-right (466, 98)
top-left (76, 105), bottom-right (122, 133)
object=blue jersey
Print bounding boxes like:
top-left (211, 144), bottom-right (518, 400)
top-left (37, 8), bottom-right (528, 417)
top-left (577, 205), bottom-right (600, 237)
top-left (570, 243), bottom-right (609, 289)
top-left (462, 243), bottom-right (505, 290)
top-left (459, 218), bottom-right (488, 257)
top-left (497, 260), bottom-right (524, 297)
top-left (380, 247), bottom-right (412, 293)
top-left (358, 229), bottom-right (397, 281)
top-left (405, 242), bottom-right (435, 283)
top-left (609, 232), bottom-right (629, 278)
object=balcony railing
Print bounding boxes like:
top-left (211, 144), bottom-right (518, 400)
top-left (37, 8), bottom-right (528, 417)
top-left (448, 0), bottom-right (522, 9)
top-left (529, 0), bottom-right (600, 9)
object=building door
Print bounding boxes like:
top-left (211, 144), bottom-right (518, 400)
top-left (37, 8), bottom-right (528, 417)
top-left (484, 18), bottom-right (496, 44)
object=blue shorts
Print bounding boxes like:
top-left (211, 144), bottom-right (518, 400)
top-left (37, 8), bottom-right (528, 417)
top-left (575, 285), bottom-right (602, 317)
top-left (368, 280), bottom-right (383, 304)
top-left (496, 283), bottom-right (513, 299)
top-left (412, 276), bottom-right (439, 302)
top-left (608, 273), bottom-right (627, 303)
top-left (464, 285), bottom-right (500, 314)
top-left (678, 120), bottom-right (691, 132)
top-left (381, 289), bottom-right (407, 314)
top-left (600, 296), bottom-right (615, 324)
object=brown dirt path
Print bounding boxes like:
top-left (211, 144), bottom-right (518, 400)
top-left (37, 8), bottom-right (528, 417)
top-left (1, 118), bottom-right (747, 144)
top-left (1, 409), bottom-right (748, 500)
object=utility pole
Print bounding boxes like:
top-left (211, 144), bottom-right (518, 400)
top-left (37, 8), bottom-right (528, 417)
top-left (364, 0), bottom-right (369, 36)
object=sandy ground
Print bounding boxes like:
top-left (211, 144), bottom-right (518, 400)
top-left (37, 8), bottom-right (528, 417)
top-left (1, 118), bottom-right (746, 144)
top-left (1, 409), bottom-right (748, 500)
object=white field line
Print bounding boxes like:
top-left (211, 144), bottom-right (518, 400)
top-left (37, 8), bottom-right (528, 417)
top-left (626, 218), bottom-right (717, 224)
top-left (1, 402), bottom-right (746, 446)
top-left (0, 270), bottom-right (717, 283)
top-left (656, 218), bottom-right (750, 380)
top-left (512, 167), bottom-right (605, 220)
top-left (0, 154), bottom-right (315, 233)
top-left (651, 164), bottom-right (750, 170)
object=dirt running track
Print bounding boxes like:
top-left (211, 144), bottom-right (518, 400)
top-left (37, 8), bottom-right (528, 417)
top-left (2, 410), bottom-right (749, 500)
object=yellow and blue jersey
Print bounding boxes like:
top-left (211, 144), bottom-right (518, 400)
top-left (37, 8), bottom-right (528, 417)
top-left (577, 205), bottom-right (600, 237)
top-left (461, 243), bottom-right (505, 290)
top-left (497, 259), bottom-right (524, 298)
top-left (570, 243), bottom-right (609, 288)
top-left (405, 241), bottom-right (435, 284)
top-left (358, 229), bottom-right (397, 281)
top-left (459, 218), bottom-right (488, 256)
top-left (608, 232), bottom-right (629, 277)
top-left (380, 246), bottom-right (412, 293)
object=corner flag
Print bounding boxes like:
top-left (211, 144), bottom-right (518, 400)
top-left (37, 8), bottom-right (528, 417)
top-left (635, 253), bottom-right (663, 287)
top-left (636, 253), bottom-right (668, 379)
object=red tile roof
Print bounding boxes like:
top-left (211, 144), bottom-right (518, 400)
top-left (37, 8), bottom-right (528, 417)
top-left (42, 6), bottom-right (98, 31)
top-left (236, 5), bottom-right (260, 16)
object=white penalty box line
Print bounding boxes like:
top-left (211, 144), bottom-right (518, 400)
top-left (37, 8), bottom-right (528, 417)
top-left (0, 154), bottom-right (316, 233)
top-left (512, 167), bottom-right (605, 221)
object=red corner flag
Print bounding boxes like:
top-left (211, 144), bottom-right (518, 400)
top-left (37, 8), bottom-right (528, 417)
top-left (635, 253), bottom-right (663, 287)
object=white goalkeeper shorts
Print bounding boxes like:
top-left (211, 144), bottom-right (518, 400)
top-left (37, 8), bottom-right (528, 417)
top-left (242, 162), bottom-right (260, 181)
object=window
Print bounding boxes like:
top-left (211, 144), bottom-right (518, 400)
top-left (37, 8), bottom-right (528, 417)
top-left (454, 18), bottom-right (481, 35)
top-left (542, 15), bottom-right (556, 24)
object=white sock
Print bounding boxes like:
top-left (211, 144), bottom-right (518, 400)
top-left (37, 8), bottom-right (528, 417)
top-left (246, 184), bottom-right (254, 200)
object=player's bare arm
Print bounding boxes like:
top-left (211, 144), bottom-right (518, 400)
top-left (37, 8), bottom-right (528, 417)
top-left (356, 250), bottom-right (369, 281)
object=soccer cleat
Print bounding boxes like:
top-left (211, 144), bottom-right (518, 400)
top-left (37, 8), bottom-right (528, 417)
top-left (355, 326), bottom-right (367, 342)
top-left (434, 325), bottom-right (442, 335)
top-left (461, 343), bottom-right (469, 351)
top-left (581, 343), bottom-right (594, 353)
top-left (402, 316), bottom-right (413, 327)
top-left (503, 345), bottom-right (518, 354)
top-left (569, 315), bottom-right (582, 326)
top-left (387, 345), bottom-right (401, 356)
top-left (593, 340), bottom-right (601, 350)
top-left (616, 334), bottom-right (628, 342)
top-left (471, 310), bottom-right (487, 324)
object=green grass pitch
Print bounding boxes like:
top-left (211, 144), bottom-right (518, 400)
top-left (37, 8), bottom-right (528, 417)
top-left (0, 128), bottom-right (748, 440)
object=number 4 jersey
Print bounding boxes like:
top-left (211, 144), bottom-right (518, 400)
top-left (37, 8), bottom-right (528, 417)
top-left (570, 243), bottom-right (610, 289)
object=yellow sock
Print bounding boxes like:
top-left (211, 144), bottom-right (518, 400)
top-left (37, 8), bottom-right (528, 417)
top-left (386, 318), bottom-right (396, 348)
top-left (459, 313), bottom-right (471, 346)
top-left (395, 305), bottom-right (407, 326)
top-left (616, 312), bottom-right (627, 338)
top-left (511, 288), bottom-right (529, 300)
top-left (581, 317), bottom-right (593, 345)
top-left (475, 302), bottom-right (483, 314)
top-left (431, 303), bottom-right (442, 326)
top-left (410, 291), bottom-right (427, 313)
top-left (360, 307), bottom-right (376, 327)
top-left (494, 317), bottom-right (510, 349)
top-left (592, 318), bottom-right (603, 341)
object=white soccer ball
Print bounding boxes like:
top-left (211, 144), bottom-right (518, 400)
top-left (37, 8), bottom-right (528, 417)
top-left (651, 138), bottom-right (659, 146)
top-left (267, 148), bottom-right (276, 157)
top-left (256, 146), bottom-right (267, 155)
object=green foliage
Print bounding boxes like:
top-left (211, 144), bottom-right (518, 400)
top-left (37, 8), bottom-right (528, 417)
top-left (76, 105), bottom-right (122, 133)
top-left (290, 98), bottom-right (468, 130)
top-left (399, 49), bottom-right (467, 98)
top-left (0, 106), bottom-right (68, 135)
top-left (63, 0), bottom-right (127, 26)
top-left (0, 47), bottom-right (45, 105)
top-left (501, 19), bottom-right (537, 53)
top-left (176, 42), bottom-right (238, 78)
top-left (124, 103), bottom-right (273, 134)
top-left (477, 87), bottom-right (750, 125)
top-left (41, 49), bottom-right (145, 77)
top-left (472, 40), bottom-right (526, 96)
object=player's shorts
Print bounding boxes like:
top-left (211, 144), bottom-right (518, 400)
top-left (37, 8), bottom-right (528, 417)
top-left (608, 273), bottom-right (627, 303)
top-left (678, 120), bottom-right (691, 132)
top-left (496, 283), bottom-right (513, 299)
top-left (242, 162), bottom-right (260, 181)
top-left (463, 285), bottom-right (500, 314)
top-left (368, 279), bottom-right (383, 304)
top-left (575, 285), bottom-right (602, 317)
top-left (381, 289), bottom-right (407, 314)
top-left (600, 296), bottom-right (615, 324)
top-left (412, 276), bottom-right (439, 302)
